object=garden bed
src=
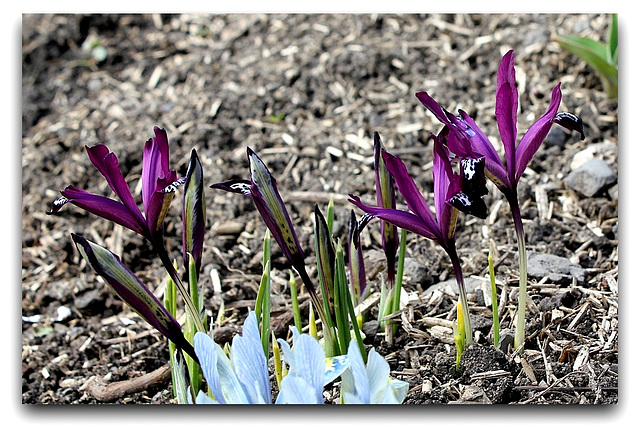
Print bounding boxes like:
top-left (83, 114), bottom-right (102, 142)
top-left (22, 13), bottom-right (617, 404)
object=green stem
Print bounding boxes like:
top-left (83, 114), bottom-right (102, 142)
top-left (186, 253), bottom-right (202, 395)
top-left (447, 246), bottom-right (473, 345)
top-left (298, 267), bottom-right (337, 355)
top-left (508, 194), bottom-right (528, 351)
top-left (391, 229), bottom-right (407, 335)
top-left (488, 245), bottom-right (500, 348)
top-left (153, 240), bottom-right (205, 334)
top-left (289, 270), bottom-right (302, 334)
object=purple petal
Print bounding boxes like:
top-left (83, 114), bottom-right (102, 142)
top-left (447, 192), bottom-right (488, 220)
top-left (349, 195), bottom-right (439, 242)
top-left (495, 82), bottom-right (518, 179)
top-left (85, 144), bottom-right (145, 227)
top-left (59, 185), bottom-right (147, 235)
top-left (496, 50), bottom-right (517, 98)
top-left (432, 136), bottom-right (455, 239)
top-left (416, 91), bottom-right (450, 125)
top-left (416, 92), bottom-right (473, 157)
top-left (514, 83), bottom-right (563, 181)
top-left (457, 111), bottom-right (505, 170)
top-left (381, 150), bottom-right (439, 235)
top-left (144, 169), bottom-right (179, 236)
top-left (71, 233), bottom-right (197, 361)
top-left (457, 111), bottom-right (512, 190)
top-left (554, 112), bottom-right (585, 140)
top-left (459, 157), bottom-right (489, 199)
top-left (495, 50), bottom-right (519, 180)
top-left (142, 127), bottom-right (171, 215)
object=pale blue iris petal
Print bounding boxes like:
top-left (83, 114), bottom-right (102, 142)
top-left (293, 333), bottom-right (326, 403)
top-left (194, 390), bottom-right (219, 404)
top-left (324, 355), bottom-right (350, 385)
top-left (231, 312), bottom-right (271, 404)
top-left (194, 332), bottom-right (226, 404)
top-left (343, 392), bottom-right (364, 404)
top-left (389, 379), bottom-right (410, 404)
top-left (214, 344), bottom-right (249, 403)
top-left (277, 374), bottom-right (321, 404)
top-left (276, 338), bottom-right (294, 372)
top-left (345, 339), bottom-right (370, 403)
top-left (194, 331), bottom-right (249, 404)
top-left (365, 348), bottom-right (391, 404)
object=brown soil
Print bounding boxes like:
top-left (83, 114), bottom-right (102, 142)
top-left (22, 13), bottom-right (617, 405)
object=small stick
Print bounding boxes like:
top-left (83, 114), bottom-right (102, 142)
top-left (85, 364), bottom-right (171, 402)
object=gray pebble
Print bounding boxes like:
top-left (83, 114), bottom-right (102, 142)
top-left (527, 251), bottom-right (587, 283)
top-left (564, 158), bottom-right (616, 197)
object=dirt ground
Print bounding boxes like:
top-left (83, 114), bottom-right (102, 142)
top-left (21, 13), bottom-right (618, 405)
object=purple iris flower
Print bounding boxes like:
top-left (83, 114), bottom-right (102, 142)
top-left (48, 127), bottom-right (205, 332)
top-left (47, 126), bottom-right (182, 244)
top-left (415, 49), bottom-right (584, 195)
top-left (211, 147), bottom-right (307, 276)
top-left (415, 50), bottom-right (585, 350)
top-left (351, 132), bottom-right (466, 253)
top-left (350, 132), bottom-right (474, 343)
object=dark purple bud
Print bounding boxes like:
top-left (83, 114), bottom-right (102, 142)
top-left (182, 149), bottom-right (206, 273)
top-left (374, 132), bottom-right (398, 284)
top-left (348, 211), bottom-right (367, 299)
top-left (71, 233), bottom-right (197, 362)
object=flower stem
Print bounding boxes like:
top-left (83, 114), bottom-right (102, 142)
top-left (507, 193), bottom-right (528, 351)
top-left (447, 246), bottom-right (473, 345)
top-left (297, 266), bottom-right (337, 354)
top-left (153, 240), bottom-right (206, 334)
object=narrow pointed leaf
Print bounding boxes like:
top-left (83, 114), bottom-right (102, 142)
top-left (314, 205), bottom-right (335, 313)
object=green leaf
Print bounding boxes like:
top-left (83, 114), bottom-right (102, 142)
top-left (554, 34), bottom-right (618, 97)
top-left (172, 349), bottom-right (192, 404)
top-left (608, 14), bottom-right (618, 65)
